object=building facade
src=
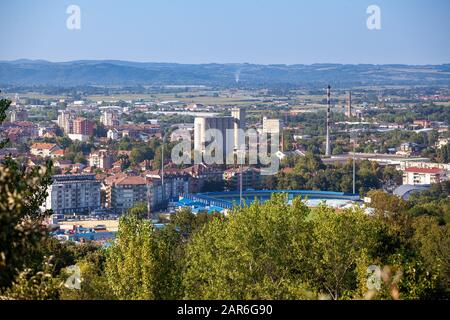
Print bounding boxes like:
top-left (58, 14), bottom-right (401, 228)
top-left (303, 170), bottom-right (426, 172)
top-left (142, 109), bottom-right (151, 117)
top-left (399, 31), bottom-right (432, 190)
top-left (223, 167), bottom-right (264, 191)
top-left (107, 129), bottom-right (120, 140)
top-left (57, 111), bottom-right (73, 134)
top-left (146, 170), bottom-right (190, 204)
top-left (10, 109), bottom-right (28, 123)
top-left (89, 150), bottom-right (113, 170)
top-left (105, 175), bottom-right (149, 214)
top-left (262, 117), bottom-right (284, 152)
top-left (231, 107), bottom-right (246, 150)
top-left (45, 174), bottom-right (101, 215)
top-left (194, 116), bottom-right (235, 161)
top-left (73, 117), bottom-right (94, 136)
top-left (30, 143), bottom-right (61, 158)
top-left (100, 110), bottom-right (120, 127)
top-left (262, 117), bottom-right (283, 135)
top-left (402, 167), bottom-right (446, 185)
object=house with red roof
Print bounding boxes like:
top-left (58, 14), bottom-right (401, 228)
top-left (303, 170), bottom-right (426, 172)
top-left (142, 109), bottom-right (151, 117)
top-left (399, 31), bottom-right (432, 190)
top-left (402, 167), bottom-right (447, 185)
top-left (30, 143), bottom-right (62, 158)
top-left (50, 148), bottom-right (65, 159)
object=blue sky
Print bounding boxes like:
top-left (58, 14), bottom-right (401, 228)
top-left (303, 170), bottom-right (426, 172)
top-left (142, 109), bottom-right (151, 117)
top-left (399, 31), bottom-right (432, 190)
top-left (0, 0), bottom-right (449, 64)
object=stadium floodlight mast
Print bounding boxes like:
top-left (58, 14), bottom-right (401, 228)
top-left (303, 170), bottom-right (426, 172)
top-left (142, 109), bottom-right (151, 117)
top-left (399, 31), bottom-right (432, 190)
top-left (234, 147), bottom-right (245, 206)
top-left (161, 130), bottom-right (169, 213)
top-left (353, 139), bottom-right (356, 195)
top-left (149, 130), bottom-right (168, 221)
top-left (350, 128), bottom-right (357, 195)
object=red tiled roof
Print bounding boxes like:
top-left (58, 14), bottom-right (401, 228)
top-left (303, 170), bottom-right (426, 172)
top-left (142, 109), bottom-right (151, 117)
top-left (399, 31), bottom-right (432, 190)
top-left (6, 128), bottom-right (23, 134)
top-left (55, 160), bottom-right (72, 166)
top-left (31, 143), bottom-right (57, 150)
top-left (146, 168), bottom-right (190, 177)
top-left (224, 166), bottom-right (253, 174)
top-left (281, 167), bottom-right (295, 174)
top-left (51, 149), bottom-right (65, 155)
top-left (405, 167), bottom-right (443, 174)
top-left (95, 173), bottom-right (108, 181)
top-left (104, 173), bottom-right (127, 185)
top-left (15, 121), bottom-right (36, 127)
top-left (115, 176), bottom-right (147, 186)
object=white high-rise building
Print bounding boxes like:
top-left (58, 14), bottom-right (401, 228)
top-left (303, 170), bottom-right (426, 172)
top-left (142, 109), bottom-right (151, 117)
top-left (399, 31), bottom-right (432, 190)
top-left (107, 129), bottom-right (120, 140)
top-left (231, 108), bottom-right (246, 150)
top-left (194, 117), bottom-right (235, 161)
top-left (262, 117), bottom-right (283, 135)
top-left (57, 111), bottom-right (75, 134)
top-left (262, 117), bottom-right (283, 152)
top-left (57, 111), bottom-right (67, 128)
top-left (100, 110), bottom-right (120, 127)
top-left (194, 108), bottom-right (247, 162)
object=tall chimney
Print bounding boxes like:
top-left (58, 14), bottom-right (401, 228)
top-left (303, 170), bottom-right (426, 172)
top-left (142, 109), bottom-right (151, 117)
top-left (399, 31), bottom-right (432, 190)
top-left (325, 85), bottom-right (332, 157)
top-left (346, 91), bottom-right (352, 118)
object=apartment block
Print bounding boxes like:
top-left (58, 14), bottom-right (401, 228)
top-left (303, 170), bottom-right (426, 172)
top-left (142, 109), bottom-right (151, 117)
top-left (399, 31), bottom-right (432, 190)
top-left (402, 167), bottom-right (446, 185)
top-left (105, 175), bottom-right (149, 214)
top-left (45, 174), bottom-right (101, 215)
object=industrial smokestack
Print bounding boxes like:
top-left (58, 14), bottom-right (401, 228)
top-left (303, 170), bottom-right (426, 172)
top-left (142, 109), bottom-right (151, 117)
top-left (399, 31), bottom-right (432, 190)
top-left (346, 91), bottom-right (352, 118)
top-left (325, 85), bottom-right (332, 157)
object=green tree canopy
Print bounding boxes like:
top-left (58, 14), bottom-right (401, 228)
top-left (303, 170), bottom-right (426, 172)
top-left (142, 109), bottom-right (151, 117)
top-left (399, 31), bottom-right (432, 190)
top-left (183, 195), bottom-right (315, 300)
top-left (104, 208), bottom-right (183, 300)
top-left (0, 95), bottom-right (53, 290)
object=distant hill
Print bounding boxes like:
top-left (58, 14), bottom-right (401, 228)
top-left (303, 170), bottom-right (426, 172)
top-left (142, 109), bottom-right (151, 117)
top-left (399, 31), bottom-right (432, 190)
top-left (1, 60), bottom-right (449, 88)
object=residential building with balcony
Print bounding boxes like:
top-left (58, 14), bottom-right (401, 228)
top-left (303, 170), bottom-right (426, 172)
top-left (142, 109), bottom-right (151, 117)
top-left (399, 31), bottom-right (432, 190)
top-left (402, 167), bottom-right (447, 185)
top-left (45, 174), bottom-right (101, 215)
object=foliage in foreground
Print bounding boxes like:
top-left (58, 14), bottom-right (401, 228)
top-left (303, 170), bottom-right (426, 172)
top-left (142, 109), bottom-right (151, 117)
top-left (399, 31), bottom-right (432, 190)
top-left (1, 194), bottom-right (449, 300)
top-left (0, 95), bottom-right (54, 290)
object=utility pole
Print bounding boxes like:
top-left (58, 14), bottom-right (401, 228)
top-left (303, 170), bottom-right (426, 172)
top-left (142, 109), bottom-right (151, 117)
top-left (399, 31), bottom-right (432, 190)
top-left (235, 147), bottom-right (244, 206)
top-left (347, 122), bottom-right (356, 195)
top-left (240, 160), bottom-right (243, 206)
top-left (353, 141), bottom-right (356, 194)
top-left (147, 180), bottom-right (152, 220)
top-left (161, 131), bottom-right (166, 210)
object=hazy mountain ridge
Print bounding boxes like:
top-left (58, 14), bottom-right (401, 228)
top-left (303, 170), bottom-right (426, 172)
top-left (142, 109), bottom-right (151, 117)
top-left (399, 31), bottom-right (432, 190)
top-left (1, 60), bottom-right (449, 87)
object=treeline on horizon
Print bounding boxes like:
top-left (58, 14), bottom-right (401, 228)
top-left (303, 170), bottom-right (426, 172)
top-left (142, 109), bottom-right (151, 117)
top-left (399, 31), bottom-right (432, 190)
top-left (1, 61), bottom-right (450, 87)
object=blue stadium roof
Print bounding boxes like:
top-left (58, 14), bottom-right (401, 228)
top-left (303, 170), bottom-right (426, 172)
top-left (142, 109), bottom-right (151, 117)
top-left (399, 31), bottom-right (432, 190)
top-left (177, 190), bottom-right (361, 212)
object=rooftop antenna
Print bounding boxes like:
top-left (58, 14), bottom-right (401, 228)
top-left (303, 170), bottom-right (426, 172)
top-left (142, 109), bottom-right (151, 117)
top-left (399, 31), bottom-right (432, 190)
top-left (325, 85), bottom-right (332, 157)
